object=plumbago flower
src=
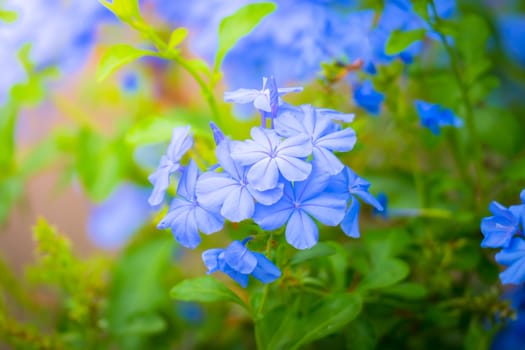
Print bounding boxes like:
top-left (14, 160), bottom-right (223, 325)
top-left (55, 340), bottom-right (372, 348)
top-left (202, 239), bottom-right (281, 288)
top-left (415, 100), bottom-right (464, 135)
top-left (352, 80), bottom-right (385, 116)
top-left (148, 126), bottom-right (193, 206)
top-left (149, 77), bottom-right (382, 285)
top-left (481, 189), bottom-right (525, 285)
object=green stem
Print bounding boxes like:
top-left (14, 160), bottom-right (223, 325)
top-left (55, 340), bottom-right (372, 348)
top-left (143, 28), bottom-right (221, 123)
top-left (256, 235), bottom-right (274, 318)
top-left (429, 0), bottom-right (485, 211)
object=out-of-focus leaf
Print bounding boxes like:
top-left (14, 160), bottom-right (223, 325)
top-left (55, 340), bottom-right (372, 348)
top-left (385, 29), bottom-right (426, 55)
top-left (0, 177), bottom-right (23, 224)
top-left (97, 44), bottom-right (156, 82)
top-left (289, 242), bottom-right (336, 265)
top-left (345, 317), bottom-right (377, 350)
top-left (100, 0), bottom-right (141, 22)
top-left (382, 282), bottom-right (428, 299)
top-left (168, 27), bottom-right (189, 50)
top-left (0, 10), bottom-right (17, 23)
top-left (170, 276), bottom-right (246, 309)
top-left (358, 258), bottom-right (409, 291)
top-left (214, 2), bottom-right (277, 72)
top-left (118, 312), bottom-right (166, 335)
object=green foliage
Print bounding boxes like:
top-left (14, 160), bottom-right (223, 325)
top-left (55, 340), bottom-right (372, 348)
top-left (97, 44), bottom-right (157, 82)
top-left (0, 9), bottom-right (18, 23)
top-left (168, 27), bottom-right (189, 51)
top-left (385, 29), bottom-right (427, 55)
top-left (214, 2), bottom-right (277, 73)
top-left (99, 0), bottom-right (142, 25)
top-left (170, 276), bottom-right (247, 309)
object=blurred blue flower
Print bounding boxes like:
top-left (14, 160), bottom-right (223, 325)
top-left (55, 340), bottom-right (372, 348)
top-left (330, 167), bottom-right (384, 238)
top-left (274, 104), bottom-right (356, 175)
top-left (0, 0), bottom-right (109, 105)
top-left (175, 301), bottom-right (205, 325)
top-left (498, 15), bottom-right (525, 68)
top-left (121, 72), bottom-right (139, 93)
top-left (415, 100), bottom-right (464, 135)
top-left (491, 285), bottom-right (525, 349)
top-left (196, 139), bottom-right (283, 222)
top-left (87, 183), bottom-right (152, 249)
top-left (495, 238), bottom-right (525, 285)
top-left (148, 126), bottom-right (193, 206)
top-left (253, 167), bottom-right (347, 249)
top-left (373, 192), bottom-right (389, 219)
top-left (352, 80), bottom-right (384, 115)
top-left (157, 160), bottom-right (224, 249)
top-left (230, 127), bottom-right (312, 191)
top-left (202, 239), bottom-right (281, 287)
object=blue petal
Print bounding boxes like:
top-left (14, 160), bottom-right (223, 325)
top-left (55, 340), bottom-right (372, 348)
top-left (166, 126), bottom-right (193, 161)
top-left (230, 139), bottom-right (268, 165)
top-left (312, 146), bottom-right (345, 176)
top-left (481, 216), bottom-right (518, 248)
top-left (248, 183), bottom-right (284, 205)
top-left (202, 248), bottom-right (224, 273)
top-left (285, 210), bottom-right (319, 250)
top-left (275, 155), bottom-right (312, 182)
top-left (251, 252), bottom-right (281, 283)
top-left (177, 160), bottom-right (199, 201)
top-left (315, 127), bottom-right (356, 152)
top-left (224, 89), bottom-right (260, 103)
top-left (247, 158), bottom-right (280, 191)
top-left (221, 186), bottom-right (255, 222)
top-left (196, 172), bottom-right (238, 209)
top-left (220, 258), bottom-right (249, 288)
top-left (340, 197), bottom-right (361, 238)
top-left (276, 133), bottom-right (312, 158)
top-left (253, 199), bottom-right (294, 230)
top-left (496, 238), bottom-right (525, 285)
top-left (224, 241), bottom-right (258, 274)
top-left (194, 206), bottom-right (224, 235)
top-left (216, 140), bottom-right (243, 180)
top-left (148, 157), bottom-right (176, 206)
top-left (301, 192), bottom-right (347, 226)
top-left (169, 207), bottom-right (202, 249)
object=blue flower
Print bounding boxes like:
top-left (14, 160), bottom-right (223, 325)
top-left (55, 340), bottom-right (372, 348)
top-left (224, 76), bottom-right (303, 114)
top-left (274, 104), bottom-right (357, 175)
top-left (352, 80), bottom-right (384, 116)
top-left (157, 160), bottom-right (224, 249)
top-left (230, 127), bottom-right (312, 191)
top-left (87, 183), bottom-right (152, 249)
top-left (253, 167), bottom-right (347, 249)
top-left (196, 139), bottom-right (283, 222)
top-left (498, 15), bottom-right (525, 68)
top-left (495, 238), bottom-right (525, 285)
top-left (148, 126), bottom-right (193, 206)
top-left (481, 202), bottom-right (522, 248)
top-left (415, 100), bottom-right (463, 135)
top-left (202, 239), bottom-right (281, 287)
top-left (330, 167), bottom-right (384, 238)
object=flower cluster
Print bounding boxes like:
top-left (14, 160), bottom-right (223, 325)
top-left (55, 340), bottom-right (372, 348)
top-left (148, 77), bottom-right (383, 286)
top-left (481, 190), bottom-right (525, 285)
top-left (415, 100), bottom-right (463, 135)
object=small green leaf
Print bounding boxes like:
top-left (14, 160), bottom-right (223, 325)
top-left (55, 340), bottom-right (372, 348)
top-left (170, 276), bottom-right (246, 308)
top-left (168, 27), bottom-right (189, 50)
top-left (289, 242), bottom-right (336, 265)
top-left (97, 44), bottom-right (155, 82)
top-left (385, 29), bottom-right (426, 55)
top-left (118, 312), bottom-right (166, 335)
top-left (358, 258), bottom-right (409, 291)
top-left (382, 282), bottom-right (428, 299)
top-left (214, 2), bottom-right (277, 72)
top-left (100, 0), bottom-right (142, 22)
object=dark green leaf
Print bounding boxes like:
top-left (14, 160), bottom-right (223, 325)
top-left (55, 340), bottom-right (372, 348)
top-left (289, 242), bottom-right (336, 265)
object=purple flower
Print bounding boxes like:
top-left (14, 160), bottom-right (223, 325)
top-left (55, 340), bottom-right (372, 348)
top-left (87, 183), bottom-right (152, 249)
top-left (202, 239), bottom-right (281, 287)
top-left (330, 167), bottom-right (384, 238)
top-left (224, 76), bottom-right (303, 114)
top-left (157, 160), bottom-right (224, 249)
top-left (496, 238), bottom-right (525, 285)
top-left (230, 127), bottom-right (312, 191)
top-left (148, 126), bottom-right (193, 206)
top-left (275, 104), bottom-right (356, 175)
top-left (196, 140), bottom-right (283, 222)
top-left (253, 167), bottom-right (347, 249)
top-left (415, 100), bottom-right (463, 135)
top-left (352, 80), bottom-right (384, 116)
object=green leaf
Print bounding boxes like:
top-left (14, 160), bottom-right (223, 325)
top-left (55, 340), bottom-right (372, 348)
top-left (293, 293), bottom-right (362, 349)
top-left (118, 312), bottom-right (167, 335)
top-left (214, 2), bottom-right (277, 72)
top-left (97, 44), bottom-right (155, 82)
top-left (358, 258), bottom-right (409, 291)
top-left (382, 282), bottom-right (428, 299)
top-left (385, 29), bottom-right (426, 55)
top-left (0, 10), bottom-right (18, 23)
top-left (100, 0), bottom-right (142, 22)
top-left (170, 276), bottom-right (246, 308)
top-left (168, 27), bottom-right (189, 50)
top-left (289, 242), bottom-right (336, 265)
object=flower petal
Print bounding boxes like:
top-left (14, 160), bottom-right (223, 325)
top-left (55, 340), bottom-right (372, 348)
top-left (194, 206), bottom-right (224, 235)
top-left (224, 89), bottom-right (260, 104)
top-left (196, 172), bottom-right (238, 209)
top-left (202, 249), bottom-right (224, 273)
top-left (177, 160), bottom-right (199, 201)
top-left (251, 252), bottom-right (281, 283)
top-left (166, 126), bottom-right (193, 161)
top-left (253, 199), bottom-right (293, 230)
top-left (221, 186), bottom-right (255, 222)
top-left (301, 193), bottom-right (347, 226)
top-left (276, 155), bottom-right (312, 183)
top-left (315, 127), bottom-right (357, 152)
top-left (340, 197), bottom-right (361, 238)
top-left (285, 210), bottom-right (319, 250)
top-left (224, 241), bottom-right (258, 274)
top-left (247, 158), bottom-right (280, 191)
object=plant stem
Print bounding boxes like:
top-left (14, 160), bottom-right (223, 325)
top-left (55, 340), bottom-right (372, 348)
top-left (429, 0), bottom-right (485, 212)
